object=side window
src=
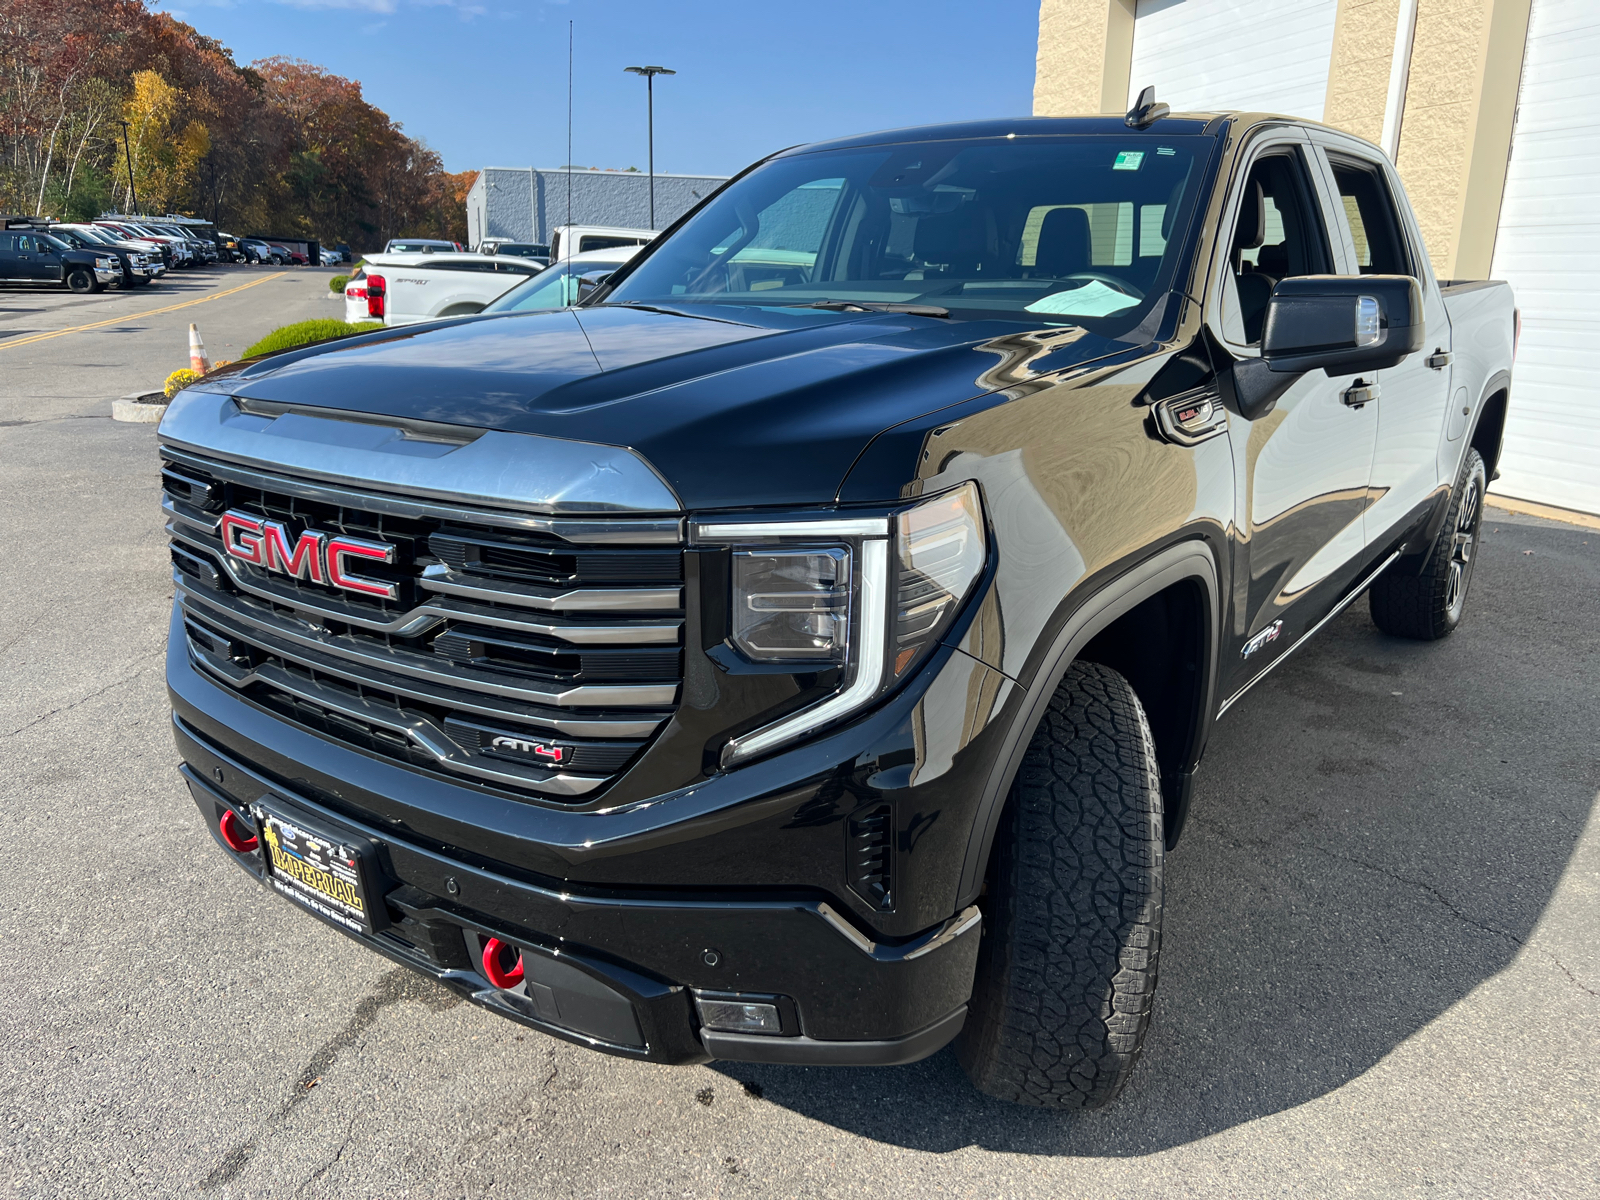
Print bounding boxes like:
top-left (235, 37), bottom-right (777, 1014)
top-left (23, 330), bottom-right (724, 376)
top-left (1328, 158), bottom-right (1411, 276)
top-left (1225, 148), bottom-right (1332, 344)
top-left (16, 235), bottom-right (35, 252)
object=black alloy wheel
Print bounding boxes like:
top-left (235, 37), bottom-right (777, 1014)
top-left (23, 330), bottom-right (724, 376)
top-left (66, 267), bottom-right (98, 294)
top-left (1369, 449), bottom-right (1489, 640)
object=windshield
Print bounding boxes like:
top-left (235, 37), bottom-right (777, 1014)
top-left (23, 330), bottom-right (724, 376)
top-left (605, 135), bottom-right (1211, 330)
top-left (484, 259), bottom-right (629, 313)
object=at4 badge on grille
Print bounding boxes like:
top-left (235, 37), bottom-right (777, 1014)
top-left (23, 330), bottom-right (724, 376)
top-left (218, 509), bottom-right (399, 600)
top-left (484, 733), bottom-right (567, 765)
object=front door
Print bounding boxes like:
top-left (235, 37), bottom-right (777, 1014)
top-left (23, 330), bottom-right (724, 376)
top-left (1211, 137), bottom-right (1379, 698)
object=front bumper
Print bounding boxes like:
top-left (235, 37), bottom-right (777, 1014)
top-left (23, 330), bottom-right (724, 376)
top-left (178, 719), bottom-right (978, 1065)
top-left (94, 266), bottom-right (118, 283)
top-left (169, 616), bottom-right (996, 1065)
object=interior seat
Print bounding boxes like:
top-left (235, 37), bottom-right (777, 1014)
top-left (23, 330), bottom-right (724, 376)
top-left (1231, 179), bottom-right (1273, 343)
top-left (1032, 207), bottom-right (1092, 278)
top-left (914, 205), bottom-right (992, 277)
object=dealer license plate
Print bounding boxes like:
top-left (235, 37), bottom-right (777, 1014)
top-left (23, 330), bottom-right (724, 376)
top-left (255, 801), bottom-right (379, 935)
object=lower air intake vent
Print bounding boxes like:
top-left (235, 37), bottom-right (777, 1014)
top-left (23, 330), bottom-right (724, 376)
top-left (848, 804), bottom-right (893, 911)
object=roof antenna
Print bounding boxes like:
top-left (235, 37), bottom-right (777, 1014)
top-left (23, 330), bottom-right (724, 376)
top-left (1126, 85), bottom-right (1170, 129)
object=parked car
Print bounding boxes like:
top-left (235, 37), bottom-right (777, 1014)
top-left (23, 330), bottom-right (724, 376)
top-left (47, 223), bottom-right (156, 287)
top-left (346, 250), bottom-right (545, 325)
top-left (237, 239), bottom-right (275, 264)
top-left (269, 243), bottom-right (308, 266)
top-left (157, 107), bottom-right (1516, 1110)
top-left (94, 221), bottom-right (175, 270)
top-left (480, 246), bottom-right (637, 313)
top-left (0, 221), bottom-right (118, 292)
top-left (383, 237), bottom-right (460, 253)
top-left (478, 238), bottom-right (551, 264)
top-left (100, 221), bottom-right (191, 266)
top-left (547, 224), bottom-right (653, 261)
top-left (215, 232), bottom-right (246, 262)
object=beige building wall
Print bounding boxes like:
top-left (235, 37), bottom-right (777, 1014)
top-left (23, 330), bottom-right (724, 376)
top-left (1323, 0), bottom-right (1403, 145)
top-left (1035, 0), bottom-right (1533, 277)
top-left (1034, 0), bottom-right (1136, 116)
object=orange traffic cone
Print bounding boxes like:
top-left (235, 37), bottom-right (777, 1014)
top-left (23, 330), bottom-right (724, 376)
top-left (189, 323), bottom-right (211, 374)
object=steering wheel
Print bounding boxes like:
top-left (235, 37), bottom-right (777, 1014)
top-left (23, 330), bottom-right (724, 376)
top-left (1063, 272), bottom-right (1144, 299)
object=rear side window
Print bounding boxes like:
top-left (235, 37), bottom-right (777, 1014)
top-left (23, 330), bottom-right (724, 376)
top-left (1328, 158), bottom-right (1412, 276)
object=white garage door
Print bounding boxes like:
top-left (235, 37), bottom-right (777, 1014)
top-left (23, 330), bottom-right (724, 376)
top-left (1488, 0), bottom-right (1600, 515)
top-left (1128, 0), bottom-right (1339, 120)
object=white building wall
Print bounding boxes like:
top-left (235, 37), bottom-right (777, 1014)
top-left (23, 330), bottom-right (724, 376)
top-left (1128, 0), bottom-right (1340, 120)
top-left (1487, 0), bottom-right (1600, 515)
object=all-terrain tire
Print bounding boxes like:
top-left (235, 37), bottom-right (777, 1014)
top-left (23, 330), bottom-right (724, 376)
top-left (1369, 449), bottom-right (1487, 640)
top-left (956, 660), bottom-right (1164, 1109)
top-left (66, 267), bottom-right (98, 294)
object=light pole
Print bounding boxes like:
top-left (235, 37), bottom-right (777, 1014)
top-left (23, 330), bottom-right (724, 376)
top-left (623, 65), bottom-right (674, 229)
top-left (118, 118), bottom-right (139, 215)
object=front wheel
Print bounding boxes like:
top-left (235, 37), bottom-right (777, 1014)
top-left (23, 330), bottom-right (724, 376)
top-left (1369, 449), bottom-right (1487, 640)
top-left (956, 660), bottom-right (1164, 1109)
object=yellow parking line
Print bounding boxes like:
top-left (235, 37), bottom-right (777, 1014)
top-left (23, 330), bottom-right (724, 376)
top-left (0, 272), bottom-right (289, 352)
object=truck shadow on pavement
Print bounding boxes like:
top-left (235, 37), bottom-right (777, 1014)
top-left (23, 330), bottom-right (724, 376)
top-left (711, 515), bottom-right (1599, 1154)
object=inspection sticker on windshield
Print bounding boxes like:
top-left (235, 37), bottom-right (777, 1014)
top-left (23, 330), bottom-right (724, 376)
top-left (1113, 150), bottom-right (1146, 171)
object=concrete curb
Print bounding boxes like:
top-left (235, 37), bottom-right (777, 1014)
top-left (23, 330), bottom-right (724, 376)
top-left (113, 391), bottom-right (169, 423)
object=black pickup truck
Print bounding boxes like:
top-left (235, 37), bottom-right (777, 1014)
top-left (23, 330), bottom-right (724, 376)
top-left (0, 218), bottom-right (120, 292)
top-left (159, 102), bottom-right (1516, 1108)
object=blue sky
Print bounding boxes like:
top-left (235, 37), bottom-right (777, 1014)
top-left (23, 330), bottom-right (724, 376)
top-left (149, 0), bottom-right (1042, 177)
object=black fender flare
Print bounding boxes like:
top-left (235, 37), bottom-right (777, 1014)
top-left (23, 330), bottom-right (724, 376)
top-left (1463, 368), bottom-right (1512, 478)
top-left (954, 539), bottom-right (1220, 906)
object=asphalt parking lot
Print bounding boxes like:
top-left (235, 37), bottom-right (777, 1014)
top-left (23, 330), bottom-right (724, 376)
top-left (1, 277), bottom-right (1596, 1198)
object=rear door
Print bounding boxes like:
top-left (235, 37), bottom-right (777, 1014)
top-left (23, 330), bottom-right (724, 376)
top-left (9, 234), bottom-right (54, 281)
top-left (1310, 136), bottom-right (1452, 545)
top-left (1209, 129), bottom-right (1379, 696)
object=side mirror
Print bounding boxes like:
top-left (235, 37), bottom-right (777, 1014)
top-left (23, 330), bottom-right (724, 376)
top-left (1262, 275), bottom-right (1424, 375)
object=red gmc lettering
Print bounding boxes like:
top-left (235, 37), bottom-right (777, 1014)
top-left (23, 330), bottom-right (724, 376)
top-left (219, 512), bottom-right (266, 565)
top-left (263, 523), bottom-right (327, 583)
top-left (327, 536), bottom-right (398, 600)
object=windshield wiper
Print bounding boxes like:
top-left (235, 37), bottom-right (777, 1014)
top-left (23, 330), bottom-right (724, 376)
top-left (607, 301), bottom-right (753, 326)
top-left (795, 300), bottom-right (950, 318)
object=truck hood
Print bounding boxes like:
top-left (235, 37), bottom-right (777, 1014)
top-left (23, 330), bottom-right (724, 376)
top-left (195, 304), bottom-right (1128, 510)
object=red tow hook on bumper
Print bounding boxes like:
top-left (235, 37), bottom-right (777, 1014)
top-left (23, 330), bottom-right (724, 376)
top-left (482, 938), bottom-right (525, 989)
top-left (219, 808), bottom-right (259, 853)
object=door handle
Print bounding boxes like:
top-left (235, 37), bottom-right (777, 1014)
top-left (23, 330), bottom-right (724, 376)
top-left (1425, 349), bottom-right (1452, 370)
top-left (1342, 380), bottom-right (1379, 408)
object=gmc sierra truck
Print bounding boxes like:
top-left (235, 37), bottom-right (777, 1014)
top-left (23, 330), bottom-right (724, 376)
top-left (159, 100), bottom-right (1515, 1109)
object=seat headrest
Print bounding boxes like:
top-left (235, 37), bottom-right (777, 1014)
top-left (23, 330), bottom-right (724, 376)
top-left (1233, 180), bottom-right (1266, 252)
top-left (914, 204), bottom-right (989, 273)
top-left (1033, 207), bottom-right (1092, 278)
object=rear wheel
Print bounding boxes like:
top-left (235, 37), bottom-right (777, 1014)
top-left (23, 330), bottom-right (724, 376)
top-left (1369, 449), bottom-right (1487, 640)
top-left (956, 661), bottom-right (1164, 1109)
top-left (66, 267), bottom-right (98, 294)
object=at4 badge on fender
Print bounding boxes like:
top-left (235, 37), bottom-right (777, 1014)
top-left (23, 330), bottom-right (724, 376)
top-left (1242, 619), bottom-right (1284, 659)
top-left (218, 509), bottom-right (399, 600)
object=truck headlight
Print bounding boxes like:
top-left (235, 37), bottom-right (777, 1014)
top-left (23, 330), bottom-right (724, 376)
top-left (695, 482), bottom-right (987, 767)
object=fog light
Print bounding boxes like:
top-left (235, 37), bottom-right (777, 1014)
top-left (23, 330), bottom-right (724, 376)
top-left (695, 996), bottom-right (782, 1035)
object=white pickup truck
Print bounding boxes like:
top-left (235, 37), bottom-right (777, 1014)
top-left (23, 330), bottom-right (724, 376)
top-left (344, 252), bottom-right (545, 326)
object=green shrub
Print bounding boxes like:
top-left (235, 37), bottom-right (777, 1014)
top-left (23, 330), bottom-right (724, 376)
top-left (329, 274), bottom-right (349, 293)
top-left (243, 319), bottom-right (385, 359)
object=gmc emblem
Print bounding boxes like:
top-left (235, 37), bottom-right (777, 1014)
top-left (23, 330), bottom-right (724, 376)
top-left (219, 510), bottom-right (398, 601)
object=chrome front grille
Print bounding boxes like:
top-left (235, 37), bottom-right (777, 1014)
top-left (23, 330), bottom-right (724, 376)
top-left (162, 447), bottom-right (684, 802)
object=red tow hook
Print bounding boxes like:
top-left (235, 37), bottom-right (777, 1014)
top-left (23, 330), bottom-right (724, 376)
top-left (481, 938), bottom-right (525, 989)
top-left (219, 808), bottom-right (258, 853)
